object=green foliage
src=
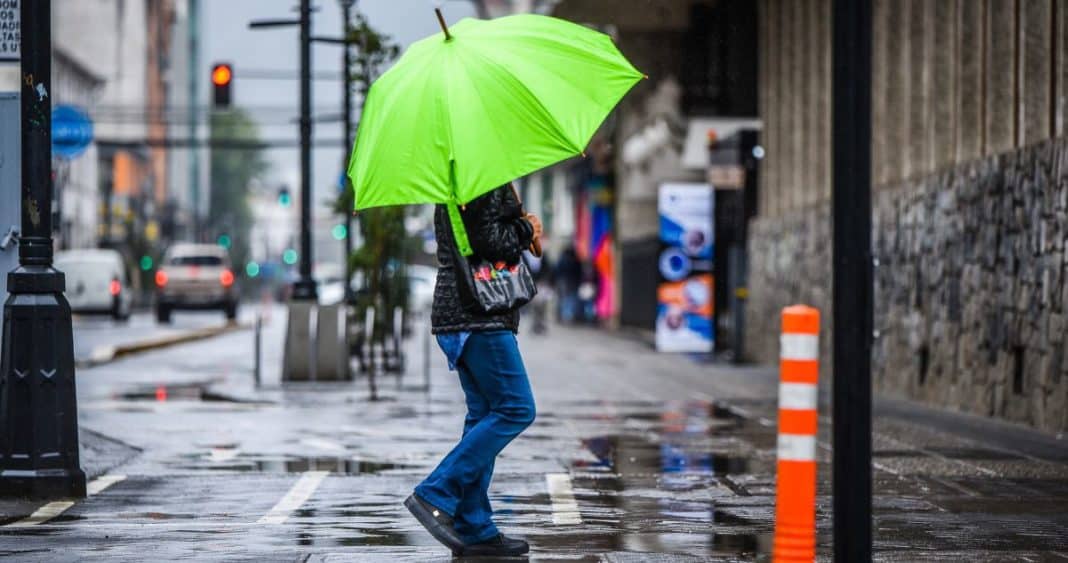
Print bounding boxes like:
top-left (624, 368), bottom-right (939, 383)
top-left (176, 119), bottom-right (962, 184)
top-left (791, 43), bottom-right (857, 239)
top-left (350, 207), bottom-right (410, 338)
top-left (336, 12), bottom-right (409, 340)
top-left (347, 12), bottom-right (402, 98)
top-left (209, 109), bottom-right (267, 270)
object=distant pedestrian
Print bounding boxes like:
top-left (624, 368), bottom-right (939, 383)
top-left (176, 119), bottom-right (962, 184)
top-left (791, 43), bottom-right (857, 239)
top-left (554, 245), bottom-right (582, 323)
top-left (524, 248), bottom-right (552, 334)
top-left (404, 183), bottom-right (541, 557)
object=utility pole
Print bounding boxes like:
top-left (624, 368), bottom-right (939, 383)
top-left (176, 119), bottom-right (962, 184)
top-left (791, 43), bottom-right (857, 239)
top-left (831, 0), bottom-right (873, 560)
top-left (188, 0), bottom-right (201, 240)
top-left (340, 0), bottom-right (356, 303)
top-left (292, 0), bottom-right (317, 301)
top-left (0, 0), bottom-right (87, 499)
top-left (250, 0), bottom-right (322, 380)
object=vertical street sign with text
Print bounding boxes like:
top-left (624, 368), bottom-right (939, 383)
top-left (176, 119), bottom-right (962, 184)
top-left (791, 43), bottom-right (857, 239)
top-left (0, 0), bottom-right (17, 62)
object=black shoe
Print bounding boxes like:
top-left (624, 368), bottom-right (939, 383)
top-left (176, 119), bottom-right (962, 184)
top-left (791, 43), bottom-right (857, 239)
top-left (460, 534), bottom-right (530, 557)
top-left (404, 494), bottom-right (465, 553)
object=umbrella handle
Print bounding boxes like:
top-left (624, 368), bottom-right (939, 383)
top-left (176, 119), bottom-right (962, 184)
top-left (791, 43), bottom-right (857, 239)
top-left (509, 183), bottom-right (542, 257)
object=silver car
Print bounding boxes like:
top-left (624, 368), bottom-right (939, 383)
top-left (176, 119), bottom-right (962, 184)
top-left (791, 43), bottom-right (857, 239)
top-left (155, 243), bottom-right (238, 323)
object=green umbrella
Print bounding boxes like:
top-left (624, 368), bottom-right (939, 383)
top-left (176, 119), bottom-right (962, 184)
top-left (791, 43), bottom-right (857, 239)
top-left (347, 11), bottom-right (644, 212)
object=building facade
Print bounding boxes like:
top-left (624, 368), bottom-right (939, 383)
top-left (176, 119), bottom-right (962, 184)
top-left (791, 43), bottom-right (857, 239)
top-left (749, 0), bottom-right (1068, 432)
top-left (547, 0), bottom-right (759, 329)
top-left (51, 48), bottom-right (105, 250)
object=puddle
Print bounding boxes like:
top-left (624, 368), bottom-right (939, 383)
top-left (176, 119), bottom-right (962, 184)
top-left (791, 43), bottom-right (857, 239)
top-left (578, 430), bottom-right (750, 476)
top-left (173, 454), bottom-right (413, 475)
top-left (569, 400), bottom-right (747, 436)
top-left (116, 383), bottom-right (271, 405)
top-left (712, 508), bottom-right (754, 525)
top-left (712, 531), bottom-right (771, 554)
top-left (564, 398), bottom-right (769, 559)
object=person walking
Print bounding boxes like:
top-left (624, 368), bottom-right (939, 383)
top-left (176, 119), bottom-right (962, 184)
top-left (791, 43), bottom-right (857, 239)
top-left (554, 245), bottom-right (582, 323)
top-left (405, 183), bottom-right (543, 557)
top-left (524, 248), bottom-right (552, 334)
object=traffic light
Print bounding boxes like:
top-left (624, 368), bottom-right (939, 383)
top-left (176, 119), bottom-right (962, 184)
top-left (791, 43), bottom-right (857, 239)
top-left (212, 63), bottom-right (233, 108)
top-left (282, 248), bottom-right (298, 265)
top-left (331, 224), bottom-right (347, 241)
top-left (278, 186), bottom-right (292, 207)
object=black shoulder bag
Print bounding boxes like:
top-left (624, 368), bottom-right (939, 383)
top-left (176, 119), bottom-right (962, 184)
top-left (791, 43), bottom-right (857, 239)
top-left (446, 201), bottom-right (538, 315)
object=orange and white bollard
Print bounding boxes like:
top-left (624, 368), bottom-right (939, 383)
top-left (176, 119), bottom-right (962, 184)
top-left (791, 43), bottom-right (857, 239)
top-left (773, 304), bottom-right (820, 562)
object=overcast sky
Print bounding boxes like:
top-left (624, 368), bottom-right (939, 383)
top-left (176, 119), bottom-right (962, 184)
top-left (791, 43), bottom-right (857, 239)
top-left (202, 0), bottom-right (478, 205)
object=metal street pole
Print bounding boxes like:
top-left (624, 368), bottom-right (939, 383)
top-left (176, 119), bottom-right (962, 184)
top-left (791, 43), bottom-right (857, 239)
top-left (340, 0), bottom-right (356, 304)
top-left (188, 0), bottom-right (201, 241)
top-left (291, 0), bottom-right (317, 300)
top-left (831, 0), bottom-right (873, 560)
top-left (0, 0), bottom-right (87, 499)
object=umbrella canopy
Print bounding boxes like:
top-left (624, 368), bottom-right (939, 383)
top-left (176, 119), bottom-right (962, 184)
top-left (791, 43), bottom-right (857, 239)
top-left (348, 13), bottom-right (643, 210)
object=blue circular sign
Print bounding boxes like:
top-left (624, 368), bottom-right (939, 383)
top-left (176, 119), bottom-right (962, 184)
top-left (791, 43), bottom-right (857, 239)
top-left (52, 105), bottom-right (94, 159)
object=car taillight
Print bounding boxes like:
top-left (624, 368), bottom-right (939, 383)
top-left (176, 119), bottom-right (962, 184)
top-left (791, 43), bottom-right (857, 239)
top-left (220, 269), bottom-right (234, 287)
top-left (155, 270), bottom-right (168, 287)
top-left (109, 279), bottom-right (121, 296)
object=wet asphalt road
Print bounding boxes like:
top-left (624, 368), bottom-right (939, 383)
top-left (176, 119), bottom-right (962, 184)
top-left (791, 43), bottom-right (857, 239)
top-left (1, 306), bottom-right (1067, 561)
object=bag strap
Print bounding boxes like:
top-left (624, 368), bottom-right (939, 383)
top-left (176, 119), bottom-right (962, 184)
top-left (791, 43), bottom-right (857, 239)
top-left (447, 200), bottom-right (474, 257)
top-left (446, 159), bottom-right (474, 258)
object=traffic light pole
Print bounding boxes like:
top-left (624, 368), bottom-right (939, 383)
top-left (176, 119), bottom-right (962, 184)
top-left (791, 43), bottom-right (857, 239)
top-left (0, 0), bottom-right (87, 499)
top-left (250, 4), bottom-right (320, 381)
top-left (291, 0), bottom-right (318, 301)
top-left (831, 0), bottom-right (873, 560)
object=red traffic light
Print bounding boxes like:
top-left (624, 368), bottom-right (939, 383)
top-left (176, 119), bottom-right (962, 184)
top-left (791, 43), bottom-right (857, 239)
top-left (212, 64), bottom-right (232, 86)
top-left (212, 63), bottom-right (233, 107)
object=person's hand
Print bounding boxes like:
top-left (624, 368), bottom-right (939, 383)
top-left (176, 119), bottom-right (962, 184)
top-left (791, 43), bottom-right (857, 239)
top-left (525, 213), bottom-right (543, 239)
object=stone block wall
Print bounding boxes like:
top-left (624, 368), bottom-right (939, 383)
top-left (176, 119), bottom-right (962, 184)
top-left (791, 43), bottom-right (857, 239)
top-left (745, 138), bottom-right (1068, 433)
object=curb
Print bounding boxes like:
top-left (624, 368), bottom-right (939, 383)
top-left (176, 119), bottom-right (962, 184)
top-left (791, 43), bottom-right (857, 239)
top-left (78, 322), bottom-right (250, 368)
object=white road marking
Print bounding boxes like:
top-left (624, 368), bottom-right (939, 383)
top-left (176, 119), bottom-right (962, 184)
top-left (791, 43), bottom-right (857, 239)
top-left (8, 501), bottom-right (76, 528)
top-left (545, 473), bottom-right (582, 525)
top-left (257, 471), bottom-right (329, 524)
top-left (8, 474), bottom-right (127, 528)
top-left (87, 474), bottom-right (127, 495)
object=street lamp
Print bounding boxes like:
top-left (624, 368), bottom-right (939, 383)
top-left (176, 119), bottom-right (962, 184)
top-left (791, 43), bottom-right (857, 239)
top-left (0, 0), bottom-right (87, 499)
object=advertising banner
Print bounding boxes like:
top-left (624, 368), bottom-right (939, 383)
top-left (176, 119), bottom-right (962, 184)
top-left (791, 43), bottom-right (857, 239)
top-left (656, 183), bottom-right (714, 353)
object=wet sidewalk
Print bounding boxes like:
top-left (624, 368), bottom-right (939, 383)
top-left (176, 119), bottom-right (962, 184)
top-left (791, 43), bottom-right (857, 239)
top-left (0, 312), bottom-right (1066, 561)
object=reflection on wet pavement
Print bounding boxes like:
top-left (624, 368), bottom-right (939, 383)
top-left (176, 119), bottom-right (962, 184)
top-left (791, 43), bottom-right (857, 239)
top-left (115, 382), bottom-right (272, 405)
top-left (174, 453), bottom-right (413, 475)
top-left (526, 400), bottom-right (775, 560)
top-left (9, 310), bottom-right (1068, 563)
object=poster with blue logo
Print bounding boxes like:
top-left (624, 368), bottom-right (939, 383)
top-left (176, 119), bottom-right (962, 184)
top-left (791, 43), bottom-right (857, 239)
top-left (656, 183), bottom-right (714, 353)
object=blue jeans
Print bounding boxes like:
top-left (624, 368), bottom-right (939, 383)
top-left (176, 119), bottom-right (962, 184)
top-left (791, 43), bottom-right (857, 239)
top-left (415, 331), bottom-right (536, 544)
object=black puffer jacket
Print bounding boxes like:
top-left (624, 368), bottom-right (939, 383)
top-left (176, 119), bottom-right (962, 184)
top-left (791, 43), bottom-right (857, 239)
top-left (431, 185), bottom-right (534, 334)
